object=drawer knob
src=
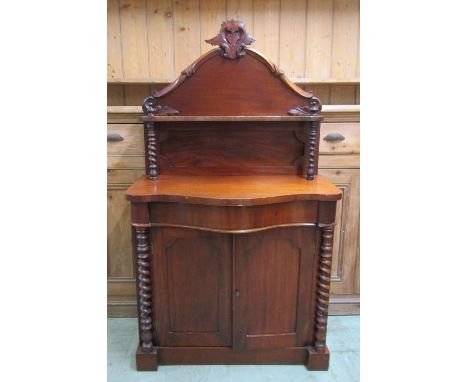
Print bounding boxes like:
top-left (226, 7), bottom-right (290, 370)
top-left (323, 132), bottom-right (345, 142)
top-left (107, 133), bottom-right (123, 142)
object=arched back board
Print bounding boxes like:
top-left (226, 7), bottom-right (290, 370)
top-left (142, 19), bottom-right (321, 117)
top-left (141, 20), bottom-right (322, 180)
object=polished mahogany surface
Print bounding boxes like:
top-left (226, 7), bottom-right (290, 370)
top-left (126, 174), bottom-right (341, 205)
top-left (130, 19), bottom-right (340, 372)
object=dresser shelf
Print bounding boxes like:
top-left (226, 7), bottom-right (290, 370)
top-left (140, 115), bottom-right (322, 122)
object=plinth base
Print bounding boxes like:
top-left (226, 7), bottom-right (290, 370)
top-left (135, 345), bottom-right (330, 371)
top-left (136, 346), bottom-right (158, 371)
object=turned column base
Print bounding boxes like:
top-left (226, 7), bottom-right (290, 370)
top-left (136, 346), bottom-right (159, 371)
top-left (306, 346), bottom-right (330, 371)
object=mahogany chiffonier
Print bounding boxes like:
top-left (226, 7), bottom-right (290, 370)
top-left (125, 20), bottom-right (342, 371)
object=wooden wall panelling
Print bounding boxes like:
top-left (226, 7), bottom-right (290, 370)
top-left (108, 84), bottom-right (361, 106)
top-left (123, 84), bottom-right (151, 106)
top-left (303, 84), bottom-right (330, 104)
top-left (173, 0), bottom-right (201, 74)
top-left (305, 0), bottom-right (334, 80)
top-left (108, 84), bottom-right (125, 106)
top-left (108, 155), bottom-right (145, 170)
top-left (107, 0), bottom-right (360, 83)
top-left (119, 0), bottom-right (150, 78)
top-left (108, 0), bottom-right (124, 79)
top-left (226, 0), bottom-right (254, 29)
top-left (319, 155), bottom-right (359, 169)
top-left (108, 168), bottom-right (145, 184)
top-left (200, 0), bottom-right (227, 55)
top-left (108, 188), bottom-right (134, 279)
top-left (331, 0), bottom-right (360, 80)
top-left (253, 0), bottom-right (280, 64)
top-left (330, 84), bottom-right (357, 104)
top-left (354, 233), bottom-right (360, 294)
top-left (108, 186), bottom-right (137, 317)
top-left (279, 0), bottom-right (307, 78)
top-left (147, 0), bottom-right (176, 80)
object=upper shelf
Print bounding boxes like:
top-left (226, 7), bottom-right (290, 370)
top-left (107, 105), bottom-right (360, 124)
top-left (140, 115), bottom-right (322, 122)
top-left (108, 78), bottom-right (360, 85)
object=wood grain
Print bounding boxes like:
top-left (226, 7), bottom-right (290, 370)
top-left (149, 201), bottom-right (318, 232)
top-left (109, 84), bottom-right (360, 106)
top-left (200, 0), bottom-right (227, 54)
top-left (318, 169), bottom-right (359, 295)
top-left (107, 124), bottom-right (145, 156)
top-left (320, 123), bottom-right (360, 155)
top-left (234, 227), bottom-right (315, 350)
top-left (147, 0), bottom-right (175, 80)
top-left (331, 0), bottom-right (360, 80)
top-left (154, 228), bottom-right (232, 347)
top-left (107, 0), bottom-right (123, 79)
top-left (173, 0), bottom-right (201, 74)
top-left (227, 0), bottom-right (254, 28)
top-left (119, 0), bottom-right (150, 78)
top-left (253, 0), bottom-right (280, 64)
top-left (279, 0), bottom-right (307, 78)
top-left (107, 189), bottom-right (134, 278)
top-left (107, 0), bottom-right (360, 83)
top-left (305, 0), bottom-right (334, 80)
top-left (330, 84), bottom-right (356, 104)
top-left (107, 105), bottom-right (360, 122)
top-left (126, 175), bottom-right (342, 205)
top-left (107, 84), bottom-right (125, 106)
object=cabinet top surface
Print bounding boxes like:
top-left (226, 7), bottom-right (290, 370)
top-left (126, 175), bottom-right (342, 206)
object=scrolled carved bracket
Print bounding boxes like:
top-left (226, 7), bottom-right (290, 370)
top-left (142, 95), bottom-right (179, 116)
top-left (288, 96), bottom-right (322, 116)
top-left (205, 19), bottom-right (255, 59)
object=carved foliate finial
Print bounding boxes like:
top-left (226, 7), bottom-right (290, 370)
top-left (205, 19), bottom-right (255, 59)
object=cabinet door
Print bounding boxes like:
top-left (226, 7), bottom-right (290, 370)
top-left (234, 226), bottom-right (316, 350)
top-left (153, 228), bottom-right (232, 347)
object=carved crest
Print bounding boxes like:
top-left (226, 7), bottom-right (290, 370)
top-left (205, 19), bottom-right (255, 59)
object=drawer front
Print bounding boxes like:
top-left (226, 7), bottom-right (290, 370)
top-left (149, 201), bottom-right (318, 233)
top-left (107, 168), bottom-right (144, 184)
top-left (320, 122), bottom-right (359, 155)
top-left (107, 124), bottom-right (144, 155)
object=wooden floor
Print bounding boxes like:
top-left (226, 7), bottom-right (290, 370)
top-left (108, 316), bottom-right (359, 381)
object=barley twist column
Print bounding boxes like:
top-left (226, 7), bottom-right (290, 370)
top-left (314, 224), bottom-right (334, 352)
top-left (135, 227), bottom-right (153, 352)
